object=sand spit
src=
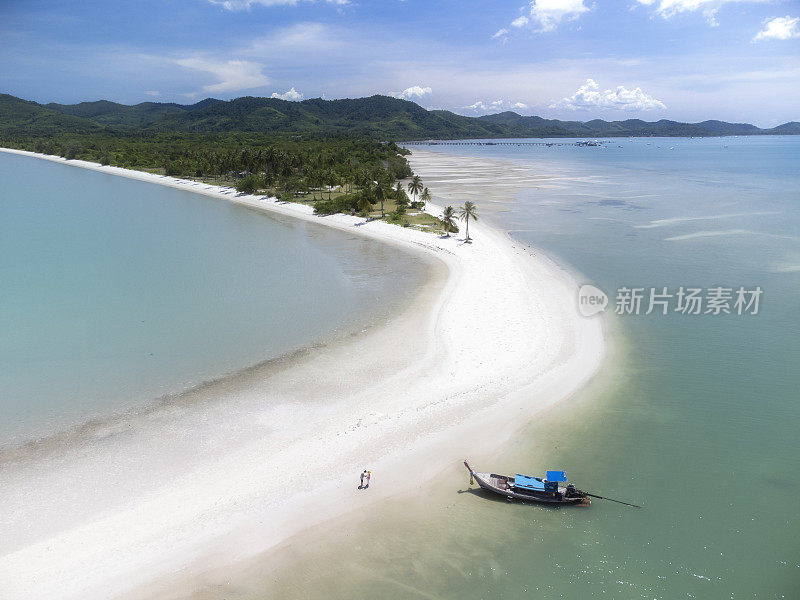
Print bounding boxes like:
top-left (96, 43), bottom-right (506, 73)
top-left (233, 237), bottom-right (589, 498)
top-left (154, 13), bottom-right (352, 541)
top-left (0, 147), bottom-right (604, 599)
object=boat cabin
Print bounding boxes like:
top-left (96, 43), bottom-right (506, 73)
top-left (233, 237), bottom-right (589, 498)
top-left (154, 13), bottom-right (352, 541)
top-left (512, 470), bottom-right (567, 496)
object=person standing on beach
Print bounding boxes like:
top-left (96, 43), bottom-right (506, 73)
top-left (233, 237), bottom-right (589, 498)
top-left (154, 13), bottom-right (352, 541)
top-left (359, 470), bottom-right (366, 489)
top-left (365, 471), bottom-right (371, 489)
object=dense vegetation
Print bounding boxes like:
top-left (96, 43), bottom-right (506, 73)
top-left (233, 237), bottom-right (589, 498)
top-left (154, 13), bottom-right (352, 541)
top-left (0, 93), bottom-right (417, 203)
top-left (7, 130), bottom-right (411, 203)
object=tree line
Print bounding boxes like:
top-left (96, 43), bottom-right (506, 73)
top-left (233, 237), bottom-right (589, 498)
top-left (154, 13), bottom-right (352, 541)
top-left (3, 129), bottom-right (481, 237)
top-left (2, 132), bottom-right (413, 201)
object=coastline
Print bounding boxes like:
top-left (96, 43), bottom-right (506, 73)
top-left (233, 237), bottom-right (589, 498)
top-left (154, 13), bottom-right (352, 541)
top-left (0, 146), bottom-right (605, 599)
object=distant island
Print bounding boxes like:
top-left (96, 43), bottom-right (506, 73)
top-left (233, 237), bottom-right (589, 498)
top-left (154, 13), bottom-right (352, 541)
top-left (2, 93), bottom-right (797, 141)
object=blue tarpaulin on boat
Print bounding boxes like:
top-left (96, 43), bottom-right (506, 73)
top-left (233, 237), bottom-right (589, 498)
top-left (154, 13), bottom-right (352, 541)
top-left (514, 474), bottom-right (545, 491)
top-left (546, 470), bottom-right (567, 482)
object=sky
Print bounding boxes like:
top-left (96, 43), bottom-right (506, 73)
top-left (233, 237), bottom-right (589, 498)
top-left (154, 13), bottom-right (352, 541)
top-left (1, 0), bottom-right (798, 126)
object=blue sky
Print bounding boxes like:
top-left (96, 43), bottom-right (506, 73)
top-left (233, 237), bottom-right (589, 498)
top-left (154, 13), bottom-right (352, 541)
top-left (1, 0), bottom-right (798, 125)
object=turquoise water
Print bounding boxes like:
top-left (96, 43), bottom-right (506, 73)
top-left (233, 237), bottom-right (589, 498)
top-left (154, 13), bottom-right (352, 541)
top-left (0, 153), bottom-right (427, 447)
top-left (427, 136), bottom-right (800, 598)
top-left (261, 137), bottom-right (799, 599)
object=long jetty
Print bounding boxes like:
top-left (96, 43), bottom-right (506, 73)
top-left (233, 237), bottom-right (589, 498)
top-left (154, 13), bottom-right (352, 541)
top-left (402, 141), bottom-right (603, 147)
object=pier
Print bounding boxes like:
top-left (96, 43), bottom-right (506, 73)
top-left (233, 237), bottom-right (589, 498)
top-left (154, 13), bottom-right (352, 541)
top-left (402, 140), bottom-right (604, 147)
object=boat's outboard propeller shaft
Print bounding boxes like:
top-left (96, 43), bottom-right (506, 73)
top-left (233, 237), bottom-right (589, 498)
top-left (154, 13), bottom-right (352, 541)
top-left (584, 492), bottom-right (642, 508)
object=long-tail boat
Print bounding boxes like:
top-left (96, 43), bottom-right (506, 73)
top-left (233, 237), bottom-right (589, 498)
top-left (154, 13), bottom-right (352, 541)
top-left (464, 460), bottom-right (642, 508)
top-left (464, 460), bottom-right (590, 505)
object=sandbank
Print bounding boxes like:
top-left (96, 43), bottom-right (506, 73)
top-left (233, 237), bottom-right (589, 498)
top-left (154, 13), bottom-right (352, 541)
top-left (0, 146), bottom-right (604, 599)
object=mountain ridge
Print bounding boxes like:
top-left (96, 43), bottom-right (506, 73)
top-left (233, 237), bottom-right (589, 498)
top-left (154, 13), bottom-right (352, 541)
top-left (1, 93), bottom-right (795, 139)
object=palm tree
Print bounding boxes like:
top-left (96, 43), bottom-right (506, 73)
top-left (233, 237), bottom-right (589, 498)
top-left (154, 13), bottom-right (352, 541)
top-left (394, 182), bottom-right (409, 209)
top-left (373, 180), bottom-right (387, 217)
top-left (407, 175), bottom-right (423, 205)
top-left (420, 187), bottom-right (431, 209)
top-left (357, 194), bottom-right (373, 217)
top-left (458, 201), bottom-right (478, 242)
top-left (325, 169), bottom-right (336, 200)
top-left (441, 205), bottom-right (456, 237)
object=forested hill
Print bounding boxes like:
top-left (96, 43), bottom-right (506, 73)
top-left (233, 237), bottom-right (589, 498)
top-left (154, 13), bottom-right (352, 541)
top-left (1, 93), bottom-right (796, 140)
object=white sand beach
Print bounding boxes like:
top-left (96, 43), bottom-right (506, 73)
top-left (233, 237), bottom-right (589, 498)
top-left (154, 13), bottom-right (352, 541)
top-left (0, 147), bottom-right (604, 599)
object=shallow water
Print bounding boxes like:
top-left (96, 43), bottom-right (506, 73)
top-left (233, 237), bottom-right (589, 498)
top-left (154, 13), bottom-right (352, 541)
top-left (0, 153), bottom-right (428, 447)
top-left (256, 137), bottom-right (799, 599)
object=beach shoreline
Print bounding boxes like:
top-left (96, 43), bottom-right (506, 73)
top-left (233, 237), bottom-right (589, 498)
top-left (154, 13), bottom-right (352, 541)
top-left (0, 146), bottom-right (605, 599)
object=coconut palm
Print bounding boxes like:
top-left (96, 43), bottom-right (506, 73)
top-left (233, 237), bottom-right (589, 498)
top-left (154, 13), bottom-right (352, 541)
top-left (420, 187), bottom-right (431, 208)
top-left (394, 182), bottom-right (405, 204)
top-left (394, 182), bottom-right (409, 209)
top-left (357, 194), bottom-right (373, 217)
top-left (325, 169), bottom-right (336, 200)
top-left (373, 180), bottom-right (387, 217)
top-left (407, 175), bottom-right (423, 205)
top-left (458, 201), bottom-right (478, 242)
top-left (441, 205), bottom-right (456, 237)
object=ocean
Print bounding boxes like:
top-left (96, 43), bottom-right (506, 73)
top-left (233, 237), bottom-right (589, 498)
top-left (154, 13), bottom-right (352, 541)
top-left (0, 152), bottom-right (428, 448)
top-left (261, 136), bottom-right (799, 599)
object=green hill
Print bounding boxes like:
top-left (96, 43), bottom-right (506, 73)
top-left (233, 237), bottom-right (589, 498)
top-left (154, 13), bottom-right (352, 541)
top-left (769, 121), bottom-right (800, 134)
top-left (146, 95), bottom-right (509, 138)
top-left (474, 113), bottom-right (784, 138)
top-left (0, 94), bottom-right (101, 135)
top-left (1, 92), bottom-right (796, 140)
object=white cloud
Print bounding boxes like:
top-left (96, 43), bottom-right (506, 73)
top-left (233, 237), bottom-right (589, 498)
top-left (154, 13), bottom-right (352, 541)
top-left (144, 90), bottom-right (160, 97)
top-left (174, 57), bottom-right (270, 93)
top-left (209, 0), bottom-right (348, 10)
top-left (462, 99), bottom-right (529, 114)
top-left (753, 16), bottom-right (800, 41)
top-left (635, 0), bottom-right (770, 26)
top-left (244, 23), bottom-right (344, 61)
top-left (390, 85), bottom-right (433, 100)
top-left (270, 87), bottom-right (304, 100)
top-left (491, 27), bottom-right (510, 40)
top-left (503, 0), bottom-right (589, 34)
top-left (550, 79), bottom-right (666, 111)
top-left (260, 22), bottom-right (331, 47)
